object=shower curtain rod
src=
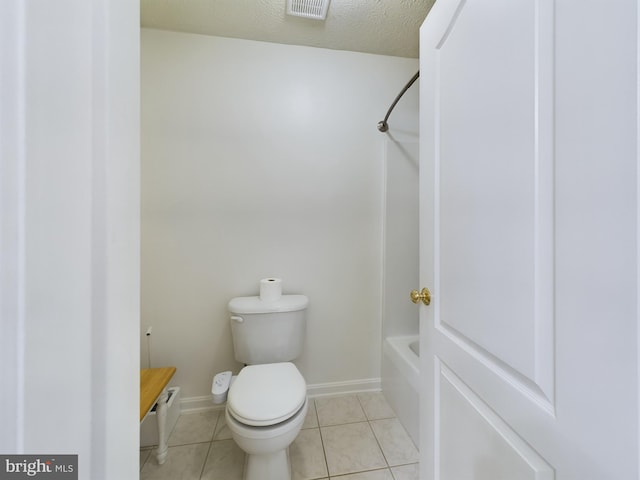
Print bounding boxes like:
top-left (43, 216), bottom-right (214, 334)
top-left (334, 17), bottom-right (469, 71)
top-left (377, 71), bottom-right (420, 132)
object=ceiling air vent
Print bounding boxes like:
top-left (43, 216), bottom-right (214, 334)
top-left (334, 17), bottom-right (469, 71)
top-left (286, 0), bottom-right (330, 20)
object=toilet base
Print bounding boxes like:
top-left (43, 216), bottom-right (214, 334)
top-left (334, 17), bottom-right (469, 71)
top-left (245, 448), bottom-right (291, 480)
top-left (226, 398), bottom-right (308, 480)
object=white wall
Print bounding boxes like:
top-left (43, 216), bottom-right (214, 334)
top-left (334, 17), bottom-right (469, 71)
top-left (141, 28), bottom-right (419, 401)
top-left (1, 1), bottom-right (139, 478)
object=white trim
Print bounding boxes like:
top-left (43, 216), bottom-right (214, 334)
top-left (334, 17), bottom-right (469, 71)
top-left (178, 377), bottom-right (382, 414)
top-left (180, 396), bottom-right (226, 415)
top-left (306, 377), bottom-right (381, 398)
top-left (0, 2), bottom-right (139, 473)
top-left (0, 0), bottom-right (26, 453)
top-left (636, 0), bottom-right (640, 474)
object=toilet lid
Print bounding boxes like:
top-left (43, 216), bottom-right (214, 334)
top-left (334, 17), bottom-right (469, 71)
top-left (227, 362), bottom-right (306, 427)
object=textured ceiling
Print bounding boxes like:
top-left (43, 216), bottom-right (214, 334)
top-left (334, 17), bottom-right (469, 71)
top-left (140, 0), bottom-right (435, 58)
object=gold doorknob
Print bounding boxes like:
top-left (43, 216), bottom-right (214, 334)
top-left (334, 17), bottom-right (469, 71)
top-left (410, 287), bottom-right (431, 306)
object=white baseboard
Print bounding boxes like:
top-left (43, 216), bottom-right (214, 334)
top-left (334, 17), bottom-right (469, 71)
top-left (306, 377), bottom-right (381, 398)
top-left (180, 395), bottom-right (226, 414)
top-left (179, 377), bottom-right (381, 415)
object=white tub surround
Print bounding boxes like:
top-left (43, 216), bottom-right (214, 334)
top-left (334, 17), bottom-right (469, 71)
top-left (382, 335), bottom-right (419, 445)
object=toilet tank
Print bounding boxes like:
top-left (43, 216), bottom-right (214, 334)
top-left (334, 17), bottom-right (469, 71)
top-left (228, 294), bottom-right (308, 365)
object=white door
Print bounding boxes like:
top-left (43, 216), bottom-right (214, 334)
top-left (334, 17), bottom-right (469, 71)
top-left (0, 2), bottom-right (140, 476)
top-left (419, 1), bottom-right (639, 479)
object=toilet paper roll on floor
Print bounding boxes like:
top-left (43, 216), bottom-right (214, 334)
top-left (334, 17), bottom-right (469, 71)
top-left (259, 278), bottom-right (282, 302)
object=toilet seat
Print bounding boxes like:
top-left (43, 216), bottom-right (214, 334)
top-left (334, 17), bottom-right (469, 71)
top-left (227, 362), bottom-right (306, 427)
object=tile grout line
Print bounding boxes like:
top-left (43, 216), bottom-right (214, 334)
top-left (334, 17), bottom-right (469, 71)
top-left (359, 393), bottom-right (421, 478)
top-left (313, 399), bottom-right (332, 480)
top-left (197, 410), bottom-right (222, 480)
top-left (355, 394), bottom-right (391, 468)
top-left (198, 441), bottom-right (214, 480)
top-left (321, 394), bottom-right (396, 479)
top-left (325, 394), bottom-right (393, 479)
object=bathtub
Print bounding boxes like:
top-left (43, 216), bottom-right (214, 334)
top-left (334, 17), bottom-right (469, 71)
top-left (381, 335), bottom-right (419, 446)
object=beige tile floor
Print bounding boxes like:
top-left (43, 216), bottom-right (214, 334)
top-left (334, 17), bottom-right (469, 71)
top-left (140, 392), bottom-right (419, 480)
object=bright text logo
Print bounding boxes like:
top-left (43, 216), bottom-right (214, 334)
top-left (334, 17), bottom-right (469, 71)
top-left (0, 456), bottom-right (77, 479)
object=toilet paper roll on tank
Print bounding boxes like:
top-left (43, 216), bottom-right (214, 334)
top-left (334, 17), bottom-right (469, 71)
top-left (259, 277), bottom-right (282, 302)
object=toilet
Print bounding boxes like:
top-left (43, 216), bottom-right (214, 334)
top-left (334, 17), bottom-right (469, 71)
top-left (212, 293), bottom-right (309, 480)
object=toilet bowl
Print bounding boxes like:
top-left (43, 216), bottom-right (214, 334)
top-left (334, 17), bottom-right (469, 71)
top-left (224, 362), bottom-right (307, 480)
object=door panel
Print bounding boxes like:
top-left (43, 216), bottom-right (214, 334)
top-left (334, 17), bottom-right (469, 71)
top-left (438, 361), bottom-right (553, 480)
top-left (435, 0), bottom-right (555, 401)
